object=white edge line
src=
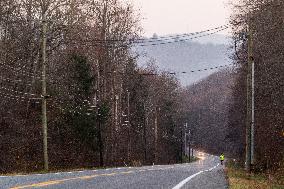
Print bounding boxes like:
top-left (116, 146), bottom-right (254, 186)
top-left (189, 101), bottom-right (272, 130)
top-left (172, 171), bottom-right (204, 189)
top-left (172, 164), bottom-right (219, 189)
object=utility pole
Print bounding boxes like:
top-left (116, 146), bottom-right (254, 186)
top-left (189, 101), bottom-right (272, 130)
top-left (184, 123), bottom-right (191, 162)
top-left (251, 38), bottom-right (255, 166)
top-left (127, 90), bottom-right (131, 162)
top-left (188, 129), bottom-right (191, 162)
top-left (143, 103), bottom-right (147, 164)
top-left (115, 95), bottom-right (119, 131)
top-left (127, 91), bottom-right (130, 125)
top-left (95, 59), bottom-right (104, 167)
top-left (41, 5), bottom-right (48, 171)
top-left (180, 130), bottom-right (183, 163)
top-left (184, 123), bottom-right (188, 157)
top-left (154, 107), bottom-right (158, 164)
top-left (251, 57), bottom-right (255, 165)
top-left (246, 20), bottom-right (254, 172)
top-left (98, 117), bottom-right (104, 167)
top-left (102, 0), bottom-right (108, 100)
top-left (94, 60), bottom-right (99, 108)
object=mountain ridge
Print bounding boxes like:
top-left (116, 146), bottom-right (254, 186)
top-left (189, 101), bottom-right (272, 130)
top-left (134, 34), bottom-right (232, 86)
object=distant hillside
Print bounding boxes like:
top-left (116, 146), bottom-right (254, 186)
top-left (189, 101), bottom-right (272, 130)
top-left (192, 33), bottom-right (232, 45)
top-left (182, 69), bottom-right (238, 156)
top-left (134, 34), bottom-right (232, 86)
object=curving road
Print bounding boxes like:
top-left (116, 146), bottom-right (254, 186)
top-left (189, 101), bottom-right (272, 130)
top-left (1, 153), bottom-right (228, 189)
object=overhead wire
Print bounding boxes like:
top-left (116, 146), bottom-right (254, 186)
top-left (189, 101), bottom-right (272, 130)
top-left (136, 26), bottom-right (229, 47)
top-left (47, 62), bottom-right (234, 114)
top-left (89, 25), bottom-right (228, 44)
top-left (0, 62), bottom-right (234, 107)
top-left (108, 63), bottom-right (234, 76)
top-left (76, 25), bottom-right (230, 48)
top-left (0, 25), bottom-right (232, 107)
top-left (0, 63), bottom-right (41, 79)
top-left (0, 94), bottom-right (27, 103)
top-left (0, 86), bottom-right (37, 97)
top-left (0, 91), bottom-right (33, 102)
top-left (0, 77), bottom-right (28, 83)
top-left (169, 63), bottom-right (234, 75)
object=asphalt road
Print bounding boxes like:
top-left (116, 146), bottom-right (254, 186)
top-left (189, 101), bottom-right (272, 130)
top-left (0, 153), bottom-right (228, 189)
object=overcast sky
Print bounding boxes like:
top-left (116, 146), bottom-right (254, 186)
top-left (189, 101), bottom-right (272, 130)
top-left (132, 0), bottom-right (231, 37)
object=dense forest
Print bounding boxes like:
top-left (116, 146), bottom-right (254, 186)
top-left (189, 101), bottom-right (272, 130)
top-left (181, 69), bottom-right (237, 157)
top-left (0, 0), bottom-right (189, 173)
top-left (229, 0), bottom-right (283, 172)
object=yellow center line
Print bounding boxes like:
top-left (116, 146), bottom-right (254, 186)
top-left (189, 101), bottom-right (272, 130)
top-left (11, 181), bottom-right (63, 189)
top-left (81, 173), bottom-right (117, 180)
top-left (10, 170), bottom-right (137, 189)
top-left (121, 171), bottom-right (133, 174)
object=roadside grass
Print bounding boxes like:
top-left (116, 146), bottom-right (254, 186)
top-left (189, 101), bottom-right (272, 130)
top-left (226, 160), bottom-right (284, 189)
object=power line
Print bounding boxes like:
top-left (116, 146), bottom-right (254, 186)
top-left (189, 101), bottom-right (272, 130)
top-left (0, 91), bottom-right (35, 103)
top-left (137, 27), bottom-right (229, 47)
top-left (0, 94), bottom-right (27, 103)
top-left (89, 25), bottom-right (228, 44)
top-left (0, 25), bottom-right (230, 84)
top-left (0, 77), bottom-right (33, 86)
top-left (76, 25), bottom-right (229, 48)
top-left (108, 63), bottom-right (234, 76)
top-left (135, 25), bottom-right (229, 45)
top-left (0, 86), bottom-right (37, 97)
top-left (0, 91), bottom-right (27, 100)
top-left (0, 63), bottom-right (41, 79)
top-left (170, 64), bottom-right (234, 75)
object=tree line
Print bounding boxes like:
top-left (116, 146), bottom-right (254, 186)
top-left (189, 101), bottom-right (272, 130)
top-left (228, 0), bottom-right (283, 172)
top-left (0, 0), bottom-right (190, 173)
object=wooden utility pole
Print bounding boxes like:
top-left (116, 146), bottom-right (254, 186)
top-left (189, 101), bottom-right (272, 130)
top-left (154, 107), bottom-right (158, 164)
top-left (246, 20), bottom-right (254, 172)
top-left (180, 130), bottom-right (183, 163)
top-left (250, 50), bottom-right (255, 165)
top-left (143, 103), bottom-right (147, 164)
top-left (102, 0), bottom-right (108, 100)
top-left (127, 90), bottom-right (131, 162)
top-left (115, 95), bottom-right (119, 131)
top-left (184, 123), bottom-right (188, 157)
top-left (188, 132), bottom-right (191, 162)
top-left (95, 59), bottom-right (104, 167)
top-left (41, 4), bottom-right (49, 171)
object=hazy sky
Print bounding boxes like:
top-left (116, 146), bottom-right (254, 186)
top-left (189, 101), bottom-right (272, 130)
top-left (133, 0), bottom-right (231, 37)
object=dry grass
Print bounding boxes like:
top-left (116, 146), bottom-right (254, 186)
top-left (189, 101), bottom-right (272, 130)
top-left (226, 164), bottom-right (284, 189)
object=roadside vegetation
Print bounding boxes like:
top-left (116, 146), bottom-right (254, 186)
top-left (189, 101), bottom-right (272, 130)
top-left (226, 160), bottom-right (284, 189)
top-left (228, 0), bottom-right (284, 171)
